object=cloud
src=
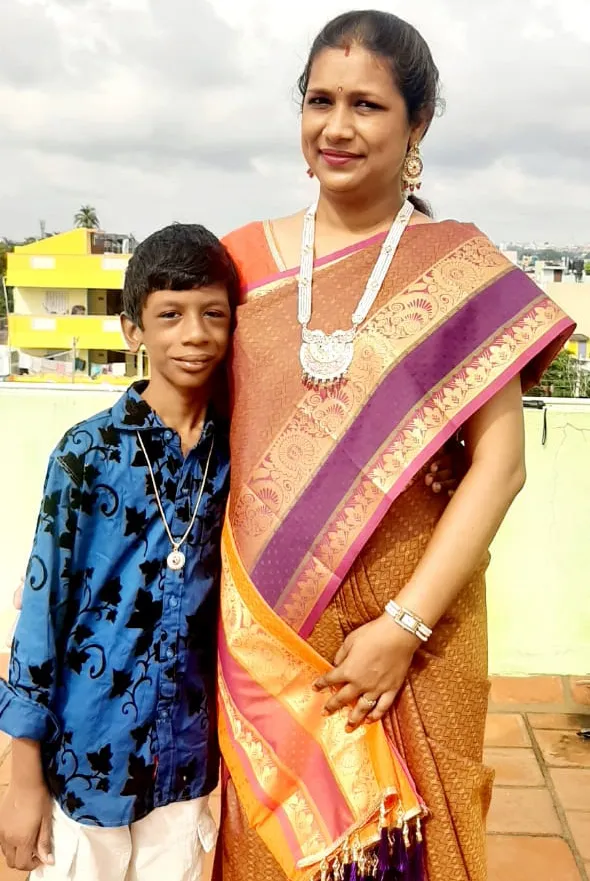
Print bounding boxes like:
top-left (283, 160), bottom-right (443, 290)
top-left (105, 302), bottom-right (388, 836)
top-left (0, 0), bottom-right (589, 243)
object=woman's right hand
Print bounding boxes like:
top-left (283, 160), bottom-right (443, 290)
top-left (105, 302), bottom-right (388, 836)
top-left (0, 780), bottom-right (54, 871)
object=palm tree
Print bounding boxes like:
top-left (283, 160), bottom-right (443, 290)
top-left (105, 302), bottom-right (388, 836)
top-left (74, 205), bottom-right (100, 229)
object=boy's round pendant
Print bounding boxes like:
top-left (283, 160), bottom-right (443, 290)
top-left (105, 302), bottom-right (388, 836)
top-left (167, 549), bottom-right (185, 571)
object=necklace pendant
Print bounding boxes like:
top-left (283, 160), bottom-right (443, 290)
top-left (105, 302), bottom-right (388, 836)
top-left (167, 549), bottom-right (186, 571)
top-left (300, 327), bottom-right (355, 384)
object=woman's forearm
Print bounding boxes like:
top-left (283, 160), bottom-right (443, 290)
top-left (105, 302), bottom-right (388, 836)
top-left (396, 445), bottom-right (525, 627)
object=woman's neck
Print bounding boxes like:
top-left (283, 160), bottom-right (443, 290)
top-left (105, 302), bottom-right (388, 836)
top-left (315, 187), bottom-right (406, 237)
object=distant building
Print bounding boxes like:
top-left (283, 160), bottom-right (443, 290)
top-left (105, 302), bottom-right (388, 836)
top-left (6, 229), bottom-right (142, 382)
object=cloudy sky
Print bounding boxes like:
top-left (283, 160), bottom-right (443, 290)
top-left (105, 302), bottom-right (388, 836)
top-left (1, 0), bottom-right (589, 245)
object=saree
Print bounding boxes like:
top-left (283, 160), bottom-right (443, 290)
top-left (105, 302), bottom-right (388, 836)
top-left (214, 218), bottom-right (575, 881)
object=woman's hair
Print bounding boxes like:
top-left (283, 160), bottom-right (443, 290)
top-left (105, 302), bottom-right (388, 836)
top-left (297, 10), bottom-right (443, 217)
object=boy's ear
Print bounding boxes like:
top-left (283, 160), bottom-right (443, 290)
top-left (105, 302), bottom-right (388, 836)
top-left (121, 314), bottom-right (143, 353)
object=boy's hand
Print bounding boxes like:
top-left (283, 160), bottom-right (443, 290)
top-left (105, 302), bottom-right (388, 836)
top-left (0, 781), bottom-right (54, 871)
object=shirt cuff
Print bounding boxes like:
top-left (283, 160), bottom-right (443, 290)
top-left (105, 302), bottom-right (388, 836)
top-left (0, 681), bottom-right (59, 742)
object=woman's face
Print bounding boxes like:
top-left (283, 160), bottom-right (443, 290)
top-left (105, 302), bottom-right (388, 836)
top-left (301, 45), bottom-right (420, 201)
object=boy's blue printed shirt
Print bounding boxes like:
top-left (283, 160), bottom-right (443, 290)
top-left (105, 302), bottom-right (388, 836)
top-left (0, 383), bottom-right (229, 826)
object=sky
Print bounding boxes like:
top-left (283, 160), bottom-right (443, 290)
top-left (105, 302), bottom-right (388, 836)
top-left (1, 0), bottom-right (589, 245)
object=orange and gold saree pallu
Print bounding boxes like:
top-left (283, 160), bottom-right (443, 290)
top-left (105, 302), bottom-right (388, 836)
top-left (219, 221), bottom-right (575, 881)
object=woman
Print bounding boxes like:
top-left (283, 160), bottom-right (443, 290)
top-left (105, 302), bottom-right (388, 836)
top-left (215, 10), bottom-right (574, 881)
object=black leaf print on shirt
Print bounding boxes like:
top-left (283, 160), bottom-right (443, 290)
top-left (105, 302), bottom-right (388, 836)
top-left (66, 647), bottom-right (90, 675)
top-left (125, 506), bottom-right (148, 538)
top-left (72, 624), bottom-right (93, 646)
top-left (106, 609), bottom-right (118, 623)
top-left (98, 425), bottom-right (119, 447)
top-left (166, 455), bottom-right (180, 476)
top-left (70, 488), bottom-right (97, 516)
top-left (164, 478), bottom-right (177, 501)
top-left (58, 510), bottom-right (78, 551)
top-left (139, 558), bottom-right (162, 586)
top-left (126, 590), bottom-right (163, 658)
top-left (109, 448), bottom-right (121, 464)
top-left (96, 778), bottom-right (110, 793)
top-left (29, 660), bottom-right (54, 690)
top-left (120, 754), bottom-right (156, 798)
top-left (126, 590), bottom-right (163, 631)
top-left (142, 437), bottom-right (165, 463)
top-left (110, 669), bottom-right (133, 699)
top-left (122, 398), bottom-right (152, 427)
top-left (99, 576), bottom-right (122, 607)
top-left (58, 452), bottom-right (85, 488)
top-left (43, 490), bottom-right (61, 520)
top-left (65, 792), bottom-right (85, 814)
top-left (83, 464), bottom-right (101, 487)
top-left (130, 723), bottom-right (150, 751)
top-left (86, 745), bottom-right (113, 776)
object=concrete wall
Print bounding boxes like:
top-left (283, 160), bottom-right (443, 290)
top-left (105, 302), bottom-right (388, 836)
top-left (0, 387), bottom-right (588, 675)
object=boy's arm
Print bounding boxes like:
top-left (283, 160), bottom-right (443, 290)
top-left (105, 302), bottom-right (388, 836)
top-left (0, 451), bottom-right (76, 740)
top-left (0, 450), bottom-right (78, 871)
top-left (0, 740), bottom-right (53, 871)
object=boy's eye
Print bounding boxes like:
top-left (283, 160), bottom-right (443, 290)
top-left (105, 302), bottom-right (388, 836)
top-left (159, 311), bottom-right (179, 319)
top-left (205, 309), bottom-right (228, 319)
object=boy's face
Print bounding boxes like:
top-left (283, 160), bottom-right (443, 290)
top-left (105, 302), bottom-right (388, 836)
top-left (122, 285), bottom-right (231, 392)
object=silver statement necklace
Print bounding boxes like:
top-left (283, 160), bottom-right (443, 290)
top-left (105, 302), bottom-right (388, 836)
top-left (136, 431), bottom-right (214, 571)
top-left (297, 198), bottom-right (414, 384)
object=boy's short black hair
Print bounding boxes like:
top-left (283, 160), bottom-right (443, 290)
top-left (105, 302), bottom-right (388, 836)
top-left (122, 223), bottom-right (240, 327)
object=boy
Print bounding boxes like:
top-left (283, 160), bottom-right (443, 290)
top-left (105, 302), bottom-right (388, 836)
top-left (0, 223), bottom-right (239, 881)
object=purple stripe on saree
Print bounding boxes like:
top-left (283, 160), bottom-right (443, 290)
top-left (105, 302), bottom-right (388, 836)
top-left (251, 268), bottom-right (542, 604)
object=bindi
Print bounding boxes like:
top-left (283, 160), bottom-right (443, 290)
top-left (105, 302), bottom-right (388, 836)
top-left (343, 44), bottom-right (351, 57)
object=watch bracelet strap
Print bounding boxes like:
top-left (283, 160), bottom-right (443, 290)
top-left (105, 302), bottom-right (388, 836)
top-left (384, 599), bottom-right (433, 642)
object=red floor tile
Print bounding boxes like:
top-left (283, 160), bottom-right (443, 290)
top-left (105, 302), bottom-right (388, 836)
top-left (565, 812), bottom-right (590, 861)
top-left (569, 679), bottom-right (590, 709)
top-left (549, 768), bottom-right (590, 811)
top-left (484, 747), bottom-right (544, 786)
top-left (487, 787), bottom-right (561, 835)
top-left (534, 729), bottom-right (590, 769)
top-left (487, 835), bottom-right (581, 881)
top-left (528, 713), bottom-right (590, 731)
top-left (485, 714), bottom-right (531, 748)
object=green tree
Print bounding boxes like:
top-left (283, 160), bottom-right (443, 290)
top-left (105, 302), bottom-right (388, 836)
top-left (0, 240), bottom-right (14, 318)
top-left (528, 350), bottom-right (590, 398)
top-left (74, 205), bottom-right (100, 229)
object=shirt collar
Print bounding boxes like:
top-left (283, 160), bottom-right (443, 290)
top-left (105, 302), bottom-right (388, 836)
top-left (111, 381), bottom-right (221, 444)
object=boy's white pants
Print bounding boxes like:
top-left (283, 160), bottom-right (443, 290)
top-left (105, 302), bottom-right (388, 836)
top-left (31, 796), bottom-right (217, 881)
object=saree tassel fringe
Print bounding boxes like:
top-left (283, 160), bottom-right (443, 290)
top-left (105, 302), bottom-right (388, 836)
top-left (319, 815), bottom-right (424, 881)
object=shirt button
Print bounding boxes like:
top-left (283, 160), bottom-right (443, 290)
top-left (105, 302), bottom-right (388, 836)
top-left (166, 647), bottom-right (175, 660)
top-left (160, 709), bottom-right (169, 720)
top-left (164, 430), bottom-right (173, 441)
top-left (169, 596), bottom-right (178, 609)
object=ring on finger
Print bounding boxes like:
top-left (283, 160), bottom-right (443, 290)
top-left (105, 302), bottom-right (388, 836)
top-left (360, 694), bottom-right (378, 709)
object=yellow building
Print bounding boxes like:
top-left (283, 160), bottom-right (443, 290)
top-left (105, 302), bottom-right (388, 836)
top-left (6, 228), bottom-right (141, 382)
